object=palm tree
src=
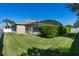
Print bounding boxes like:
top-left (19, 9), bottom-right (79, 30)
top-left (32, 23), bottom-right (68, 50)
top-left (2, 19), bottom-right (10, 28)
top-left (9, 20), bottom-right (16, 28)
top-left (2, 19), bottom-right (15, 28)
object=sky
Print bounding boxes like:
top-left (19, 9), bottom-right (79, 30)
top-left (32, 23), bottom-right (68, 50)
top-left (0, 3), bottom-right (77, 26)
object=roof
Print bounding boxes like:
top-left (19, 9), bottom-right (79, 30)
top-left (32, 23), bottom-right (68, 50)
top-left (16, 19), bottom-right (63, 26)
top-left (16, 19), bottom-right (37, 25)
top-left (40, 20), bottom-right (63, 26)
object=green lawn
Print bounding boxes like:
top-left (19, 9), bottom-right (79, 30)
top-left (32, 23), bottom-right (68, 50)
top-left (2, 32), bottom-right (73, 56)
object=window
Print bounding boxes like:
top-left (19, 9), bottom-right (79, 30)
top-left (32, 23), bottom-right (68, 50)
top-left (33, 27), bottom-right (39, 32)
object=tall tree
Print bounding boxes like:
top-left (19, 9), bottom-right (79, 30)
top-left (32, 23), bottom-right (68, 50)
top-left (68, 3), bottom-right (79, 27)
top-left (9, 20), bottom-right (15, 27)
top-left (69, 3), bottom-right (79, 18)
top-left (2, 19), bottom-right (10, 28)
top-left (68, 3), bottom-right (79, 55)
top-left (2, 19), bottom-right (15, 28)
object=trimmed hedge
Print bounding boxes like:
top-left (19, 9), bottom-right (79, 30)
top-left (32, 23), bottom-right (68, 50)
top-left (39, 24), bottom-right (67, 38)
top-left (39, 25), bottom-right (58, 38)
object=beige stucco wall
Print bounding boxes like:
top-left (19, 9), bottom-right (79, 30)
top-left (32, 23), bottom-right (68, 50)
top-left (16, 25), bottom-right (26, 34)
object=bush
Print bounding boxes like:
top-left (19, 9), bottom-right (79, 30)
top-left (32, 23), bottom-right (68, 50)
top-left (39, 24), bottom-right (58, 38)
top-left (57, 26), bottom-right (67, 36)
top-left (5, 26), bottom-right (11, 29)
top-left (65, 27), bottom-right (71, 33)
top-left (65, 25), bottom-right (71, 33)
top-left (63, 33), bottom-right (77, 39)
top-left (20, 47), bottom-right (68, 56)
top-left (39, 24), bottom-right (67, 38)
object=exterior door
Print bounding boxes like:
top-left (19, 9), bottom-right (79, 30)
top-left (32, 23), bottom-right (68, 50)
top-left (28, 26), bottom-right (33, 34)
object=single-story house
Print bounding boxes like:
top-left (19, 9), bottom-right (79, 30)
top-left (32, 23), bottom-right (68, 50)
top-left (12, 19), bottom-right (63, 34)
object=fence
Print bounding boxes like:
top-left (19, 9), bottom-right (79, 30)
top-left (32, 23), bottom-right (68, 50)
top-left (3, 28), bottom-right (12, 33)
top-left (70, 28), bottom-right (79, 33)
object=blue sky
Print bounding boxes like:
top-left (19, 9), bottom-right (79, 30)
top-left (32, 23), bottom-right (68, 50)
top-left (0, 3), bottom-right (77, 26)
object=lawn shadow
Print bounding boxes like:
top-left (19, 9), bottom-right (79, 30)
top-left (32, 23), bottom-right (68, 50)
top-left (68, 32), bottom-right (79, 56)
top-left (0, 32), bottom-right (4, 56)
top-left (20, 33), bottom-right (79, 56)
top-left (20, 47), bottom-right (69, 56)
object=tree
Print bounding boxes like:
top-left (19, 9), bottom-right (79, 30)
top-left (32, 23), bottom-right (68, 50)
top-left (68, 3), bottom-right (79, 28)
top-left (2, 19), bottom-right (15, 28)
top-left (2, 19), bottom-right (10, 28)
top-left (69, 3), bottom-right (79, 18)
top-left (9, 20), bottom-right (15, 27)
top-left (65, 25), bottom-right (72, 28)
top-left (65, 25), bottom-right (72, 33)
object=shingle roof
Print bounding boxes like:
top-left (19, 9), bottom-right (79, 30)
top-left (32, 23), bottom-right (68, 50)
top-left (16, 19), bottom-right (63, 26)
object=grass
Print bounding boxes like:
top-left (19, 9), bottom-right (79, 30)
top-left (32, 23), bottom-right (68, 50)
top-left (2, 32), bottom-right (73, 56)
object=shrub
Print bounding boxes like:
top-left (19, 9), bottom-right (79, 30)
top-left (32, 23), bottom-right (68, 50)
top-left (57, 26), bottom-right (67, 36)
top-left (63, 33), bottom-right (77, 39)
top-left (39, 24), bottom-right (67, 38)
top-left (20, 47), bottom-right (68, 56)
top-left (5, 26), bottom-right (11, 29)
top-left (65, 27), bottom-right (71, 33)
top-left (39, 24), bottom-right (58, 38)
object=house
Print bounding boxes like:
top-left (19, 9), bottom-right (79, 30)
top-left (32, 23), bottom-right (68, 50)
top-left (13, 19), bottom-right (63, 34)
top-left (71, 19), bottom-right (79, 33)
top-left (74, 19), bottom-right (79, 28)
